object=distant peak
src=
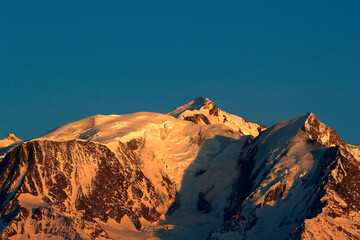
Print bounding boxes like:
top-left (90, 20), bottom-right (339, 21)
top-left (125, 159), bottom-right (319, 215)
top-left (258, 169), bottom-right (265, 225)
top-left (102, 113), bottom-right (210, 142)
top-left (5, 133), bottom-right (21, 142)
top-left (0, 133), bottom-right (21, 149)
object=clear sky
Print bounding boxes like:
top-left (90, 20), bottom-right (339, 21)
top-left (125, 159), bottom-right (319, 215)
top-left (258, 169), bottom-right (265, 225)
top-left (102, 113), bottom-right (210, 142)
top-left (1, 1), bottom-right (359, 145)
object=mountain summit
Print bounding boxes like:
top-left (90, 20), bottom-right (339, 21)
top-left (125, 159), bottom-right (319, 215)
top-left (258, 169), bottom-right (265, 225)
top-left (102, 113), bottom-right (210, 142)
top-left (303, 113), bottom-right (345, 147)
top-left (4, 133), bottom-right (20, 142)
top-left (0, 133), bottom-right (21, 149)
top-left (169, 97), bottom-right (266, 137)
top-left (168, 96), bottom-right (213, 118)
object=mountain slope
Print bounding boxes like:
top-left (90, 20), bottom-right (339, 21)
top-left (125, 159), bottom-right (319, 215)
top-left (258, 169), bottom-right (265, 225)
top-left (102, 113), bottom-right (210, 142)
top-left (209, 113), bottom-right (360, 239)
top-left (0, 139), bottom-right (170, 239)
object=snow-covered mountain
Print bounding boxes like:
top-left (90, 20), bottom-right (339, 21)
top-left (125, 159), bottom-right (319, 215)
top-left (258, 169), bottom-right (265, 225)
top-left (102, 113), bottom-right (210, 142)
top-left (209, 113), bottom-right (360, 239)
top-left (0, 97), bottom-right (358, 240)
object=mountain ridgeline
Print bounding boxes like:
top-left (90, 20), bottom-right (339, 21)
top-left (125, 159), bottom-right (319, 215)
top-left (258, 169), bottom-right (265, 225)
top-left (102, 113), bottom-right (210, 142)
top-left (0, 97), bottom-right (359, 240)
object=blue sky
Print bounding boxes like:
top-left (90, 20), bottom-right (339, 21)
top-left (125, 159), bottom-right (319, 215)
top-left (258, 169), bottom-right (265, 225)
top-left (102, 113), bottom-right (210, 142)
top-left (1, 1), bottom-right (359, 145)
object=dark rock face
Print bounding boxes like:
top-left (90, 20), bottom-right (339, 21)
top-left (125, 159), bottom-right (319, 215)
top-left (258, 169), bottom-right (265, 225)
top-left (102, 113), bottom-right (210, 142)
top-left (181, 101), bottom-right (219, 125)
top-left (207, 103), bottom-right (219, 117)
top-left (184, 114), bottom-right (211, 125)
top-left (263, 184), bottom-right (286, 204)
top-left (257, 125), bottom-right (267, 133)
top-left (332, 157), bottom-right (360, 212)
top-left (0, 140), bottom-right (172, 239)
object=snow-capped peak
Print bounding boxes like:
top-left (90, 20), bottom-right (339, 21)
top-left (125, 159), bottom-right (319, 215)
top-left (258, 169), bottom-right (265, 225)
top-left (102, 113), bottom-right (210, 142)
top-left (0, 133), bottom-right (22, 149)
top-left (5, 133), bottom-right (21, 142)
top-left (254, 112), bottom-right (345, 148)
top-left (303, 112), bottom-right (345, 147)
top-left (168, 97), bottom-right (266, 137)
top-left (168, 96), bottom-right (213, 118)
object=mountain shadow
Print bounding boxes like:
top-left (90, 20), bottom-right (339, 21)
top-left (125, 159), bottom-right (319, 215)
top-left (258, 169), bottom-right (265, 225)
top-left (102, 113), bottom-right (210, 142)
top-left (154, 134), bottom-right (250, 240)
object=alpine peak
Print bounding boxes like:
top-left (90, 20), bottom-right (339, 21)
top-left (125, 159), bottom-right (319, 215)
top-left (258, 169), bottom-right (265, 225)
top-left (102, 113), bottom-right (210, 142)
top-left (258, 113), bottom-right (345, 148)
top-left (168, 97), bottom-right (266, 137)
top-left (0, 133), bottom-right (22, 149)
top-left (303, 112), bottom-right (345, 147)
top-left (168, 96), bottom-right (214, 118)
top-left (5, 133), bottom-right (20, 142)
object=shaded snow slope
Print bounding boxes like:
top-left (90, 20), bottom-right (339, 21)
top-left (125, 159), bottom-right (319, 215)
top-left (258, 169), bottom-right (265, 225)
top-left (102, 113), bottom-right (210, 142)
top-left (168, 97), bottom-right (266, 138)
top-left (153, 135), bottom-right (250, 240)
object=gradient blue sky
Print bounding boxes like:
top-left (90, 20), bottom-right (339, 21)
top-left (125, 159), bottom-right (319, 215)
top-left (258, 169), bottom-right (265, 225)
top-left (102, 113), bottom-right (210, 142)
top-left (1, 1), bottom-right (359, 145)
